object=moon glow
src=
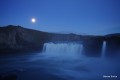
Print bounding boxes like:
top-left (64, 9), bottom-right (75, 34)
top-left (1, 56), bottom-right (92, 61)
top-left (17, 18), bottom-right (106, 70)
top-left (31, 18), bottom-right (36, 23)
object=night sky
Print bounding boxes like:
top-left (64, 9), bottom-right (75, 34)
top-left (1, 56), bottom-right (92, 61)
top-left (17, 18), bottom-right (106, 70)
top-left (0, 0), bottom-right (120, 35)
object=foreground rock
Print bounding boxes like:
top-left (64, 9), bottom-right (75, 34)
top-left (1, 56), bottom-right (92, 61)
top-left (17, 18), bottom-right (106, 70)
top-left (0, 73), bottom-right (17, 80)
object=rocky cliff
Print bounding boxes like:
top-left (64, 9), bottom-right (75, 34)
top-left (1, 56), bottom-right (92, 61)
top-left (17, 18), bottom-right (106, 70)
top-left (0, 25), bottom-right (48, 54)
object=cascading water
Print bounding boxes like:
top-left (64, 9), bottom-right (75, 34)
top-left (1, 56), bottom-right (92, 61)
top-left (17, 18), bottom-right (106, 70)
top-left (0, 42), bottom-right (119, 80)
top-left (102, 41), bottom-right (106, 58)
top-left (42, 43), bottom-right (83, 59)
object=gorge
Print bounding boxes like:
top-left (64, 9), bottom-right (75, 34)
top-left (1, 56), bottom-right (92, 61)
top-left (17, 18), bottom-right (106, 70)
top-left (0, 25), bottom-right (120, 57)
top-left (0, 25), bottom-right (120, 80)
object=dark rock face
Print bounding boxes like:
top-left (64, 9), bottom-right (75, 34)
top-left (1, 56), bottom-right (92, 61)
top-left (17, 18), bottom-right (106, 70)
top-left (82, 36), bottom-right (104, 57)
top-left (0, 74), bottom-right (17, 80)
top-left (105, 34), bottom-right (120, 57)
top-left (0, 25), bottom-right (47, 54)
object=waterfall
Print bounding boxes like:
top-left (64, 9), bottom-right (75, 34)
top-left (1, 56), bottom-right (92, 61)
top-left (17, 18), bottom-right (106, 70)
top-left (42, 43), bottom-right (83, 59)
top-left (102, 41), bottom-right (106, 58)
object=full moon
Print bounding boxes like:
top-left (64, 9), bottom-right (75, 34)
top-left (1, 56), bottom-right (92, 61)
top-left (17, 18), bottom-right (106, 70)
top-left (31, 18), bottom-right (36, 23)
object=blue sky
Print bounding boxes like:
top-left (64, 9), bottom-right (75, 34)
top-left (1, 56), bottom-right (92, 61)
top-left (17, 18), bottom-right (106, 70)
top-left (0, 0), bottom-right (120, 35)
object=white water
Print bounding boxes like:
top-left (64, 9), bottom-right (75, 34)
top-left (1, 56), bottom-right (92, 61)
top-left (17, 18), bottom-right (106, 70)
top-left (0, 42), bottom-right (119, 80)
top-left (42, 43), bottom-right (83, 59)
top-left (102, 41), bottom-right (106, 58)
